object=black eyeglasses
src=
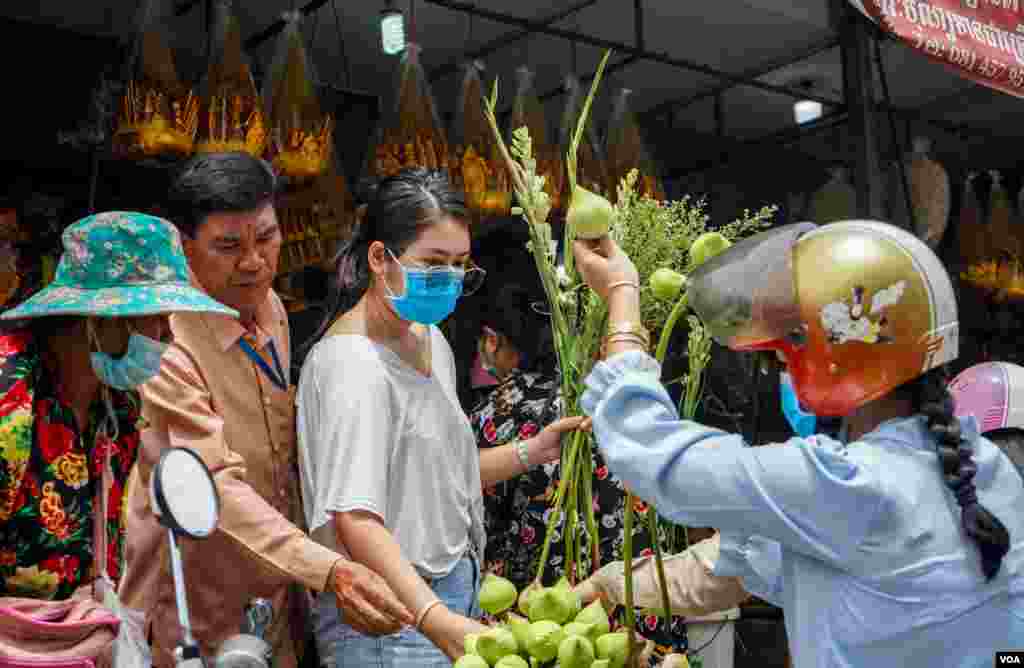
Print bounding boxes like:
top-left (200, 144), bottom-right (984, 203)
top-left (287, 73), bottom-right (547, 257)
top-left (530, 300), bottom-right (552, 316)
top-left (393, 252), bottom-right (488, 297)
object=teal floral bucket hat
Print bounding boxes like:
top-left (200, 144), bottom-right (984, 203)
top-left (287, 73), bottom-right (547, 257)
top-left (1, 211), bottom-right (238, 320)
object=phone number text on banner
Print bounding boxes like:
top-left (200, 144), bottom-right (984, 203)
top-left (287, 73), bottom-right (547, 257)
top-left (850, 0), bottom-right (1024, 97)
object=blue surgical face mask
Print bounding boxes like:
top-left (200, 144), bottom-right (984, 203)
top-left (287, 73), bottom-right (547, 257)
top-left (384, 250), bottom-right (464, 325)
top-left (91, 330), bottom-right (169, 391)
top-left (780, 371), bottom-right (817, 438)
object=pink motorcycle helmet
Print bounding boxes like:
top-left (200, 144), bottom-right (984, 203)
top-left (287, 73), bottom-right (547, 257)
top-left (948, 362), bottom-right (1024, 434)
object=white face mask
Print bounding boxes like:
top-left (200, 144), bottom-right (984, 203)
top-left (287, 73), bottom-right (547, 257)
top-left (88, 320), bottom-right (169, 391)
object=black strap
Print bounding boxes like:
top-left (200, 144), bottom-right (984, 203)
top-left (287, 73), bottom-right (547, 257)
top-left (239, 338), bottom-right (288, 392)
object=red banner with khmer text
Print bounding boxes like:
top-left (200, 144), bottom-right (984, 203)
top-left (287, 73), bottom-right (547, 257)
top-left (849, 0), bottom-right (1024, 98)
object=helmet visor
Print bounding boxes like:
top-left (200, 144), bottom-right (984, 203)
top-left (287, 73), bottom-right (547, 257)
top-left (689, 222), bottom-right (818, 350)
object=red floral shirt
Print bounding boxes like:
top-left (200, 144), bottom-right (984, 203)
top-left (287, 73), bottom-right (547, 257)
top-left (469, 370), bottom-right (688, 660)
top-left (0, 330), bottom-right (140, 600)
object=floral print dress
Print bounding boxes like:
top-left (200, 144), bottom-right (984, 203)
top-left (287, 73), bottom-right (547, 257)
top-left (0, 330), bottom-right (141, 600)
top-left (470, 370), bottom-right (688, 660)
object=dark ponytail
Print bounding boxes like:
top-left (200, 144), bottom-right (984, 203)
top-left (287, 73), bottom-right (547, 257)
top-left (303, 168), bottom-right (469, 353)
top-left (912, 368), bottom-right (1011, 581)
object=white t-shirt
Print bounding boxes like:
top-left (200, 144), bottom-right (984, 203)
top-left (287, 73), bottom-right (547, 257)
top-left (296, 326), bottom-right (486, 580)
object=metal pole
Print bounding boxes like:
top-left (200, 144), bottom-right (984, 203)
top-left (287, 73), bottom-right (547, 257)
top-left (671, 109), bottom-right (848, 176)
top-left (633, 0), bottom-right (644, 51)
top-left (428, 0), bottom-right (599, 82)
top-left (642, 35), bottom-right (841, 119)
top-left (422, 0), bottom-right (837, 105)
top-left (174, 0), bottom-right (202, 17)
top-left (536, 55), bottom-right (638, 103)
top-left (87, 148), bottom-right (100, 214)
top-left (874, 36), bottom-right (916, 234)
top-left (707, 92), bottom-right (727, 218)
top-left (168, 530), bottom-right (196, 649)
top-left (244, 0), bottom-right (332, 50)
top-left (330, 0), bottom-right (352, 88)
top-left (834, 0), bottom-right (884, 218)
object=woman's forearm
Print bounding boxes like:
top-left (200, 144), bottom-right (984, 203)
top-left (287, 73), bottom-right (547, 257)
top-left (479, 442), bottom-right (527, 488)
top-left (606, 287), bottom-right (645, 357)
top-left (334, 510), bottom-right (439, 620)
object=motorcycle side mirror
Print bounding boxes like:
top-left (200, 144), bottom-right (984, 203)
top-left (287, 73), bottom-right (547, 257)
top-left (150, 447), bottom-right (220, 539)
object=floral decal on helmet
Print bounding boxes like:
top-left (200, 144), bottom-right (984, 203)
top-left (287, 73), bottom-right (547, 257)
top-left (820, 280), bottom-right (907, 345)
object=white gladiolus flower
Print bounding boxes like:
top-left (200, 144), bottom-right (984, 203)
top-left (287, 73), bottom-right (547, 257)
top-left (555, 265), bottom-right (570, 287)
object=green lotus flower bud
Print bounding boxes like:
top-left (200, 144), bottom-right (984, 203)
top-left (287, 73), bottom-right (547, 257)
top-left (476, 627), bottom-right (519, 666)
top-left (453, 654), bottom-right (489, 668)
top-left (558, 635), bottom-right (596, 668)
top-left (595, 632), bottom-right (630, 668)
top-left (554, 577), bottom-right (582, 617)
top-left (464, 633), bottom-right (480, 655)
top-left (507, 613), bottom-right (531, 651)
top-left (568, 185), bottom-right (615, 240)
top-left (590, 660), bottom-right (611, 668)
top-left (518, 581), bottom-right (542, 616)
top-left (563, 621), bottom-right (596, 638)
top-left (494, 656), bottom-right (530, 668)
top-left (689, 231), bottom-right (732, 268)
top-left (649, 268), bottom-right (686, 301)
top-left (573, 600), bottom-right (611, 640)
top-left (525, 620), bottom-right (565, 663)
top-left (479, 573), bottom-right (519, 615)
top-left (528, 587), bottom-right (576, 624)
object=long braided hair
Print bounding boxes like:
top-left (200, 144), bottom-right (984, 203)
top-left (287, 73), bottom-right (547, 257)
top-left (910, 367), bottom-right (1011, 580)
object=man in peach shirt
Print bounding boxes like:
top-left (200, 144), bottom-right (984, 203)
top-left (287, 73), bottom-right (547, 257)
top-left (120, 153), bottom-right (411, 668)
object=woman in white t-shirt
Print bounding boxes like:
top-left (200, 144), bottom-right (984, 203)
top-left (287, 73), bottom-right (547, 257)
top-left (296, 168), bottom-right (584, 667)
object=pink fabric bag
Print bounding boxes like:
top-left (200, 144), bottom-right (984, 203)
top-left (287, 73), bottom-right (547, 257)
top-left (0, 424), bottom-right (132, 668)
top-left (0, 596), bottom-right (120, 668)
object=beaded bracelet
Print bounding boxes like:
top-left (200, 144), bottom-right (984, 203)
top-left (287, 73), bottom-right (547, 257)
top-left (514, 440), bottom-right (531, 472)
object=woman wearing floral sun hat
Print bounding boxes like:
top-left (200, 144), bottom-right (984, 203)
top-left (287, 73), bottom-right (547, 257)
top-left (0, 211), bottom-right (235, 611)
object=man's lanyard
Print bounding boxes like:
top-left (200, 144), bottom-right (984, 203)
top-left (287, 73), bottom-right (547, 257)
top-left (239, 337), bottom-right (288, 392)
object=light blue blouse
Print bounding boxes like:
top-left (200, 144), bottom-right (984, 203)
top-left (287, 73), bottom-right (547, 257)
top-left (581, 351), bottom-right (1024, 667)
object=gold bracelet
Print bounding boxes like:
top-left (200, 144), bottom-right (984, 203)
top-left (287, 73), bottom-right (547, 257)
top-left (605, 321), bottom-right (650, 347)
top-left (607, 280), bottom-right (640, 293)
top-left (606, 333), bottom-right (648, 344)
top-left (604, 334), bottom-right (649, 351)
top-left (415, 599), bottom-right (443, 630)
top-left (600, 334), bottom-right (649, 360)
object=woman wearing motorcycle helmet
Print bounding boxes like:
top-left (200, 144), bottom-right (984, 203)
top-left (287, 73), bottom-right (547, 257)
top-left (570, 221), bottom-right (1022, 667)
top-left (950, 361), bottom-right (1024, 476)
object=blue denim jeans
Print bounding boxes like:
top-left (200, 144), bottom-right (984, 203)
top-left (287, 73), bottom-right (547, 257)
top-left (317, 554), bottom-right (480, 668)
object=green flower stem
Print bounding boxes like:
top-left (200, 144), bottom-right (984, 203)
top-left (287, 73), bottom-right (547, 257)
top-left (622, 494), bottom-right (637, 667)
top-left (564, 50), bottom-right (611, 281)
top-left (534, 429), bottom-right (581, 583)
top-left (565, 455), bottom-right (579, 583)
top-left (534, 502), bottom-right (564, 587)
top-left (631, 291), bottom-right (692, 622)
top-left (582, 435), bottom-right (600, 570)
top-left (654, 293), bottom-right (689, 365)
top-left (645, 506), bottom-right (673, 620)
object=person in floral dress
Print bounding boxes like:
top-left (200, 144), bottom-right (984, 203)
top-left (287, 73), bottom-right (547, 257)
top-left (0, 211), bottom-right (236, 600)
top-left (468, 285), bottom-right (688, 663)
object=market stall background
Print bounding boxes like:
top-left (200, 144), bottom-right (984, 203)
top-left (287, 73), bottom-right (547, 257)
top-left (5, 1), bottom-right (1024, 198)
top-left (1, 1), bottom-right (1023, 666)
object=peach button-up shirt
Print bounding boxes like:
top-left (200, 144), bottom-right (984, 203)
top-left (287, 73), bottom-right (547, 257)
top-left (119, 289), bottom-right (340, 668)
